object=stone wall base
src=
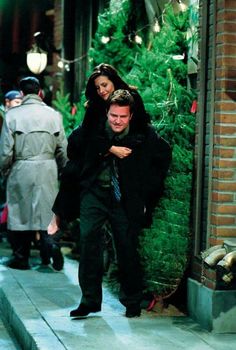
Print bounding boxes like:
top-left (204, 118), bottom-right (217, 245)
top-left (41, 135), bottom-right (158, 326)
top-left (187, 278), bottom-right (236, 333)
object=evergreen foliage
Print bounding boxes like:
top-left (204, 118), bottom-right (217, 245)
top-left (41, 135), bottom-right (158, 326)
top-left (89, 0), bottom-right (141, 75)
top-left (52, 91), bottom-right (84, 136)
top-left (88, 1), bottom-right (196, 297)
top-left (125, 6), bottom-right (196, 296)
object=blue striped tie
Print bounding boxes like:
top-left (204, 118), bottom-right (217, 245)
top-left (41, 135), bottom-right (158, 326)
top-left (111, 159), bottom-right (121, 201)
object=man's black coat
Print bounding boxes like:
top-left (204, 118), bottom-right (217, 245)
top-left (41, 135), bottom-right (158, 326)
top-left (53, 123), bottom-right (172, 228)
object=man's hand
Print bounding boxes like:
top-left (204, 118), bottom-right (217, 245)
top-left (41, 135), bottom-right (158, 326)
top-left (47, 214), bottom-right (60, 235)
top-left (109, 146), bottom-right (132, 159)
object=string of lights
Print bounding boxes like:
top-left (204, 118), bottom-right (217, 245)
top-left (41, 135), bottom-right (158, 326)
top-left (56, 0), bottom-right (188, 71)
top-left (56, 53), bottom-right (87, 71)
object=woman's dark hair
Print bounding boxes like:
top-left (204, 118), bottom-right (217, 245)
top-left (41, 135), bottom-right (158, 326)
top-left (85, 63), bottom-right (130, 102)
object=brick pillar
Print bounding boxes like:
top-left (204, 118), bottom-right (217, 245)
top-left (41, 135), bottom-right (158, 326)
top-left (188, 1), bottom-right (236, 332)
top-left (210, 0), bottom-right (236, 246)
top-left (52, 0), bottom-right (63, 96)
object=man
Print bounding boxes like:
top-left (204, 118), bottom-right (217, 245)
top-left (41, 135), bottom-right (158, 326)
top-left (4, 90), bottom-right (23, 110)
top-left (0, 90), bottom-right (22, 240)
top-left (51, 89), bottom-right (171, 317)
top-left (0, 90), bottom-right (22, 128)
top-left (0, 76), bottom-right (67, 270)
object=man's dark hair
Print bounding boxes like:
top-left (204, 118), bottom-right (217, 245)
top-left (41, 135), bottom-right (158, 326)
top-left (19, 77), bottom-right (40, 95)
top-left (107, 89), bottom-right (134, 113)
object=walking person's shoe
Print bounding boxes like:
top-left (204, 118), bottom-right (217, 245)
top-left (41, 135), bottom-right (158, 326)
top-left (3, 257), bottom-right (30, 270)
top-left (125, 304), bottom-right (141, 318)
top-left (70, 303), bottom-right (101, 317)
top-left (51, 244), bottom-right (64, 271)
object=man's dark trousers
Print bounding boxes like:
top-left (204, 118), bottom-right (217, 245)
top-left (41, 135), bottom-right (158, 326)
top-left (79, 184), bottom-right (143, 309)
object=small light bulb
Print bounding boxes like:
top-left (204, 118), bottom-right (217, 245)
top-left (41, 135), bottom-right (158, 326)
top-left (172, 54), bottom-right (185, 60)
top-left (153, 20), bottom-right (160, 33)
top-left (101, 36), bottom-right (110, 44)
top-left (57, 61), bottom-right (64, 69)
top-left (65, 63), bottom-right (70, 71)
top-left (176, 0), bottom-right (187, 11)
top-left (179, 3), bottom-right (187, 11)
top-left (134, 35), bottom-right (142, 44)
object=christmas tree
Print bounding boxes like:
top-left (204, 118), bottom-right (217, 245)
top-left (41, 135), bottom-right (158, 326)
top-left (89, 0), bottom-right (142, 75)
top-left (87, 1), bottom-right (197, 300)
top-left (125, 5), bottom-right (196, 297)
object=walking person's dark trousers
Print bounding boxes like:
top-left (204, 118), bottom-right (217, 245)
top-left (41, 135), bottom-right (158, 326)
top-left (79, 184), bottom-right (143, 309)
top-left (7, 230), bottom-right (35, 268)
top-left (40, 230), bottom-right (61, 264)
top-left (8, 230), bottom-right (62, 268)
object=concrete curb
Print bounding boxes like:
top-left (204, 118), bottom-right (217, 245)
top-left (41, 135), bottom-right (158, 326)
top-left (0, 267), bottom-right (65, 350)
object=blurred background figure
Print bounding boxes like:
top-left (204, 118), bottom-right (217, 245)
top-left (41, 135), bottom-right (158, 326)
top-left (4, 90), bottom-right (22, 111)
top-left (0, 90), bottom-right (22, 132)
top-left (0, 90), bottom-right (22, 242)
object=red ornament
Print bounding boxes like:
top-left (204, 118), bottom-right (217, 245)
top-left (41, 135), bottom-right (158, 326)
top-left (146, 294), bottom-right (159, 311)
top-left (190, 100), bottom-right (197, 113)
top-left (71, 105), bottom-right (77, 115)
top-left (0, 204), bottom-right (8, 224)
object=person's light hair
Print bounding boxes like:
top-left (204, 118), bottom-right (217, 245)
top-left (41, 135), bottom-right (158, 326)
top-left (107, 89), bottom-right (134, 113)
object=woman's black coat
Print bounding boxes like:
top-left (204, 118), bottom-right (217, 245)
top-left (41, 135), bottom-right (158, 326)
top-left (53, 119), bottom-right (172, 228)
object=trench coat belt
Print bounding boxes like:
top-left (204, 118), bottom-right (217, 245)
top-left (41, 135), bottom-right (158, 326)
top-left (15, 154), bottom-right (54, 161)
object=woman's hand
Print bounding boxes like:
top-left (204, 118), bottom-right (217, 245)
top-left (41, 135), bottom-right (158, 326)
top-left (109, 146), bottom-right (132, 159)
top-left (47, 214), bottom-right (60, 235)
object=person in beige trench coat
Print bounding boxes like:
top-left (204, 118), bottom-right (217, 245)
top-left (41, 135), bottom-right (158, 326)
top-left (0, 77), bottom-right (68, 270)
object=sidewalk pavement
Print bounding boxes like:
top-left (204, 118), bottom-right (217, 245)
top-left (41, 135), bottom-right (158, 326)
top-left (0, 241), bottom-right (236, 350)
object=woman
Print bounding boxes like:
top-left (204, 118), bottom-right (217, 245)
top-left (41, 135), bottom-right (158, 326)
top-left (48, 63), bottom-right (150, 232)
top-left (72, 63), bottom-right (150, 162)
top-left (83, 63), bottom-right (150, 131)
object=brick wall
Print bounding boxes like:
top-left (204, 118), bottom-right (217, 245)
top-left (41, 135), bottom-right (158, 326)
top-left (210, 0), bottom-right (236, 246)
top-left (53, 0), bottom-right (62, 52)
top-left (193, 0), bottom-right (236, 289)
top-left (52, 0), bottom-right (63, 95)
top-left (191, 257), bottom-right (217, 290)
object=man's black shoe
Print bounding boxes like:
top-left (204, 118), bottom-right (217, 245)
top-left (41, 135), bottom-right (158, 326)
top-left (70, 304), bottom-right (101, 317)
top-left (125, 305), bottom-right (141, 318)
top-left (51, 244), bottom-right (64, 271)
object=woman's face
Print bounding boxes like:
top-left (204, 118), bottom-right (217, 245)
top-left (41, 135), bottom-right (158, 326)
top-left (94, 75), bottom-right (115, 100)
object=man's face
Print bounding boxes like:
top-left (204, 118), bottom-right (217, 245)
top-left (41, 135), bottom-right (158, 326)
top-left (6, 98), bottom-right (22, 109)
top-left (107, 104), bottom-right (132, 133)
top-left (9, 98), bottom-right (22, 108)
